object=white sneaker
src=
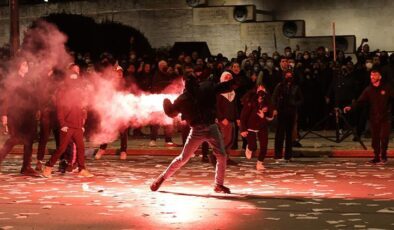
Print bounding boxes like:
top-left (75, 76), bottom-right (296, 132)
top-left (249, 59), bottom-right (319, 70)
top-left (120, 151), bottom-right (127, 160)
top-left (256, 161), bottom-right (265, 170)
top-left (79, 169), bottom-right (94, 178)
top-left (95, 149), bottom-right (106, 160)
top-left (245, 146), bottom-right (253, 159)
top-left (149, 140), bottom-right (157, 147)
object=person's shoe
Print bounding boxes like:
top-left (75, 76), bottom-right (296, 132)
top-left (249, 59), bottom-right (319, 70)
top-left (292, 141), bottom-right (302, 147)
top-left (149, 140), bottom-right (157, 147)
top-left (95, 149), bottom-right (106, 160)
top-left (214, 184), bottom-right (231, 194)
top-left (21, 167), bottom-right (40, 177)
top-left (150, 176), bottom-right (165, 192)
top-left (79, 169), bottom-right (94, 178)
top-left (201, 155), bottom-right (209, 163)
top-left (165, 142), bottom-right (180, 147)
top-left (42, 166), bottom-right (53, 178)
top-left (58, 160), bottom-right (67, 173)
top-left (66, 163), bottom-right (78, 173)
top-left (227, 158), bottom-right (238, 166)
top-left (367, 158), bottom-right (380, 164)
top-left (119, 151), bottom-right (127, 160)
top-left (245, 146), bottom-right (253, 159)
top-left (35, 160), bottom-right (44, 172)
top-left (208, 154), bottom-right (217, 166)
top-left (256, 161), bottom-right (265, 170)
top-left (378, 158), bottom-right (388, 165)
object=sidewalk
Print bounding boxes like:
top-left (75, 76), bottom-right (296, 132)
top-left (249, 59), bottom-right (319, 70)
top-left (1, 129), bottom-right (393, 158)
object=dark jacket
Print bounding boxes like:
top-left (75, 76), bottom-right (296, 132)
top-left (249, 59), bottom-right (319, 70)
top-left (56, 79), bottom-right (87, 129)
top-left (167, 78), bottom-right (238, 127)
top-left (353, 83), bottom-right (394, 122)
top-left (272, 80), bottom-right (303, 113)
top-left (240, 90), bottom-right (273, 132)
top-left (216, 92), bottom-right (238, 122)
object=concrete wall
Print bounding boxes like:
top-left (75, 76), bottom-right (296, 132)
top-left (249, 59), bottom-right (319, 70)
top-left (272, 0), bottom-right (394, 52)
top-left (0, 0), bottom-right (393, 59)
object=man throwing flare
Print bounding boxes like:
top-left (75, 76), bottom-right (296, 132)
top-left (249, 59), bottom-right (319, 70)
top-left (150, 73), bottom-right (239, 194)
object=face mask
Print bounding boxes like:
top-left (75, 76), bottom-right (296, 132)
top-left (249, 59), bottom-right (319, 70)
top-left (365, 62), bottom-right (373, 70)
top-left (304, 55), bottom-right (309, 59)
top-left (273, 55), bottom-right (279, 60)
top-left (266, 62), bottom-right (273, 68)
top-left (285, 52), bottom-right (291, 57)
top-left (253, 67), bottom-right (260, 72)
top-left (289, 63), bottom-right (295, 68)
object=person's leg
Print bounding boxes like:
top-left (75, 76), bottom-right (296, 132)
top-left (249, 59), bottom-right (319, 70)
top-left (37, 114), bottom-right (51, 161)
top-left (120, 128), bottom-right (128, 152)
top-left (164, 124), bottom-right (174, 143)
top-left (257, 128), bottom-right (269, 162)
top-left (370, 121), bottom-right (381, 162)
top-left (46, 130), bottom-right (74, 167)
top-left (72, 129), bottom-right (86, 171)
top-left (380, 120), bottom-right (391, 161)
top-left (99, 143), bottom-right (108, 150)
top-left (160, 127), bottom-right (204, 180)
top-left (0, 136), bottom-right (19, 164)
top-left (150, 125), bottom-right (159, 141)
top-left (274, 115), bottom-right (285, 159)
top-left (207, 124), bottom-right (227, 186)
top-left (284, 114), bottom-right (295, 160)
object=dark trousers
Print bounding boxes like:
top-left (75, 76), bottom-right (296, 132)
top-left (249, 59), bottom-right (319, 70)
top-left (370, 119), bottom-right (391, 160)
top-left (247, 128), bottom-right (269, 162)
top-left (46, 128), bottom-right (86, 170)
top-left (37, 110), bottom-right (59, 161)
top-left (218, 121), bottom-right (236, 152)
top-left (100, 128), bottom-right (128, 152)
top-left (275, 112), bottom-right (295, 160)
top-left (150, 125), bottom-right (173, 142)
top-left (0, 119), bottom-right (36, 171)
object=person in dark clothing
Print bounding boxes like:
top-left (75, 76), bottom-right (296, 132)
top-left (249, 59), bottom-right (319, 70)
top-left (150, 73), bottom-right (239, 194)
top-left (216, 71), bottom-right (239, 166)
top-left (240, 84), bottom-right (274, 170)
top-left (272, 71), bottom-right (303, 162)
top-left (0, 60), bottom-right (40, 177)
top-left (94, 65), bottom-right (129, 160)
top-left (42, 64), bottom-right (93, 178)
top-left (36, 69), bottom-right (62, 172)
top-left (344, 69), bottom-right (394, 164)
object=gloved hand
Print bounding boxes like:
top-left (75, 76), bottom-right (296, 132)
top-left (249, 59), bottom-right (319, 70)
top-left (163, 98), bottom-right (179, 118)
top-left (61, 126), bottom-right (69, 132)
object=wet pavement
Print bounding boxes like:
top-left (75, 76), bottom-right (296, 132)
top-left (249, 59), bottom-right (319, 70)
top-left (0, 155), bottom-right (394, 230)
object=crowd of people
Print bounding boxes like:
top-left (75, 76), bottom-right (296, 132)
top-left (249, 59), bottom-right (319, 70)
top-left (0, 39), bottom-right (393, 193)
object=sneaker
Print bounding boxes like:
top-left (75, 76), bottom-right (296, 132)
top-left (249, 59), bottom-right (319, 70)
top-left (165, 142), bottom-right (180, 147)
top-left (245, 146), bottom-right (253, 159)
top-left (94, 149), bottom-right (105, 160)
top-left (35, 160), bottom-right (44, 172)
top-left (42, 166), bottom-right (53, 178)
top-left (21, 167), bottom-right (40, 177)
top-left (256, 161), bottom-right (265, 170)
top-left (227, 158), bottom-right (238, 166)
top-left (58, 160), bottom-right (67, 173)
top-left (120, 151), bottom-right (127, 160)
top-left (378, 158), bottom-right (388, 165)
top-left (201, 155), bottom-right (209, 163)
top-left (149, 140), bottom-right (157, 147)
top-left (214, 184), bottom-right (231, 194)
top-left (150, 176), bottom-right (165, 192)
top-left (95, 149), bottom-right (106, 160)
top-left (66, 163), bottom-right (78, 173)
top-left (367, 158), bottom-right (380, 164)
top-left (292, 141), bottom-right (302, 147)
top-left (79, 169), bottom-right (94, 178)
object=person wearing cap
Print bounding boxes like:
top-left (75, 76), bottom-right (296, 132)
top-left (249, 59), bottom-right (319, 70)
top-left (150, 71), bottom-right (239, 194)
top-left (42, 64), bottom-right (93, 178)
top-left (272, 70), bottom-right (303, 162)
top-left (0, 60), bottom-right (40, 176)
